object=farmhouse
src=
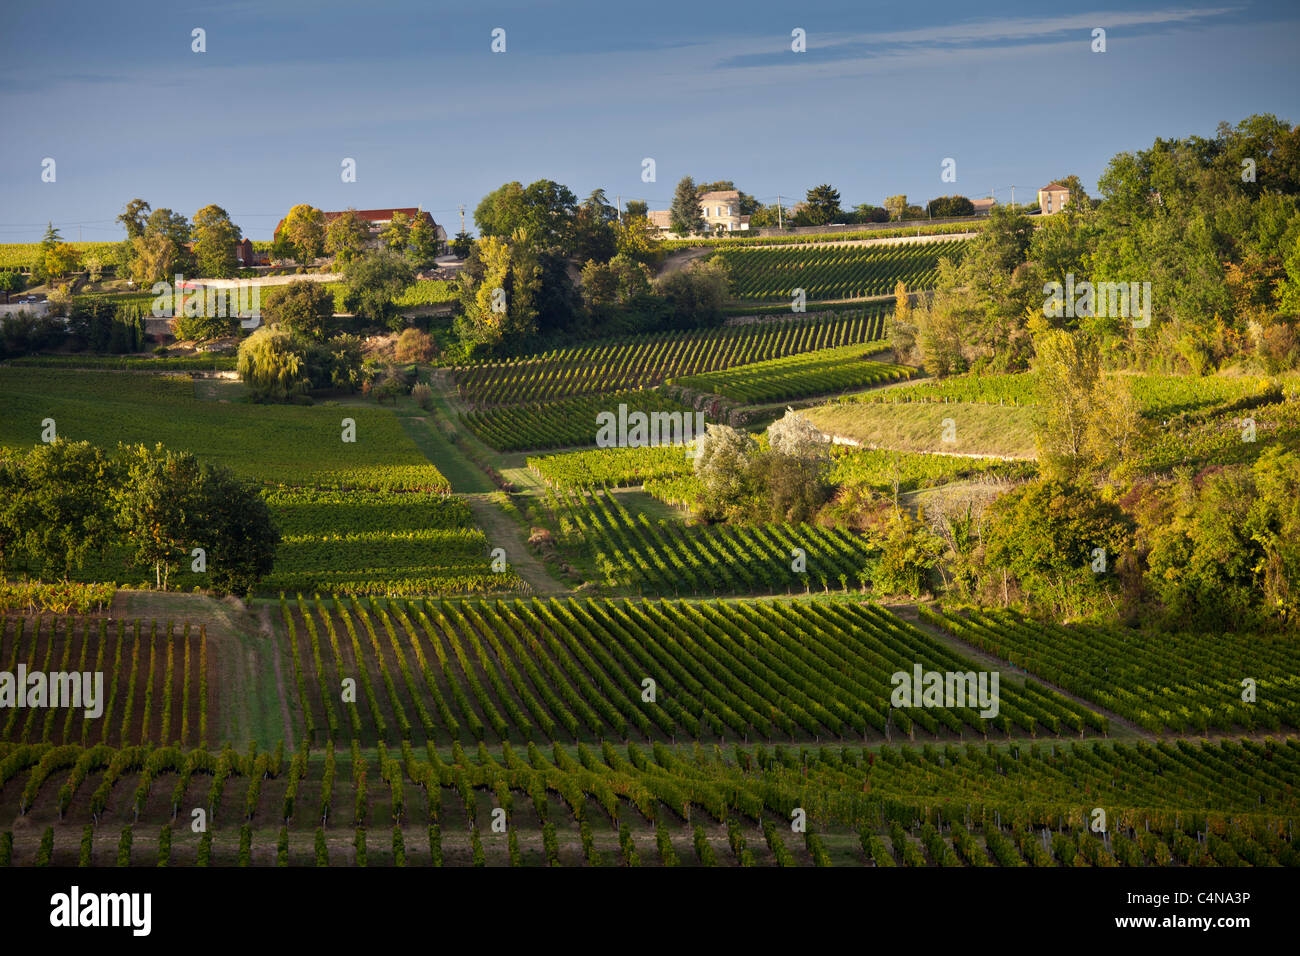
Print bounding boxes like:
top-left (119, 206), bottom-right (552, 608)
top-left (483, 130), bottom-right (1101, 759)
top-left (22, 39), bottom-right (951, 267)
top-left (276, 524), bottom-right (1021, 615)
top-left (646, 190), bottom-right (751, 236)
top-left (1038, 182), bottom-right (1071, 215)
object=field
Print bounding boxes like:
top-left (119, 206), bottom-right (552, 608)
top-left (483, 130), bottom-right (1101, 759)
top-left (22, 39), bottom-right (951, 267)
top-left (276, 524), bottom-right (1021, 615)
top-left (0, 242), bottom-right (120, 271)
top-left (802, 400), bottom-right (1040, 459)
top-left (548, 489), bottom-right (885, 595)
top-left (712, 238), bottom-right (967, 302)
top-left (0, 367), bottom-right (448, 490)
top-left (460, 389), bottom-right (703, 453)
top-left (858, 370), bottom-right (1280, 418)
top-left (0, 615), bottom-right (209, 749)
top-left (670, 345), bottom-right (914, 404)
top-left (452, 309), bottom-right (889, 406)
top-left (2, 736), bottom-right (1296, 867)
top-left (924, 607), bottom-right (1300, 734)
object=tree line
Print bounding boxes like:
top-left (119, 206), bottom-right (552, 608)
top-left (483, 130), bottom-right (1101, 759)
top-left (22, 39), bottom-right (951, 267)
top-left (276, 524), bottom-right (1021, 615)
top-left (0, 440), bottom-right (278, 596)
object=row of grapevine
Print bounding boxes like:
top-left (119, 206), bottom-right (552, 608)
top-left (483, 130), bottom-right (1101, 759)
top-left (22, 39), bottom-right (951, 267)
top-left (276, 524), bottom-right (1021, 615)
top-left (453, 310), bottom-right (888, 406)
top-left (461, 389), bottom-right (702, 453)
top-left (2, 735), bottom-right (1296, 865)
top-left (712, 239), bottom-right (967, 301)
top-left (924, 606), bottom-right (1300, 733)
top-left (669, 345), bottom-right (914, 404)
top-left (274, 593), bottom-right (1095, 746)
top-left (0, 616), bottom-right (207, 748)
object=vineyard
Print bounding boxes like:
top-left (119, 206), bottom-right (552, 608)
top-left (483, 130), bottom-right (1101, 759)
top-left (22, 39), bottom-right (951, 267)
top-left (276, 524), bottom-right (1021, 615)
top-left (549, 489), bottom-right (884, 595)
top-left (0, 616), bottom-right (209, 748)
top-left (2, 735), bottom-right (1295, 866)
top-left (460, 390), bottom-right (703, 453)
top-left (452, 309), bottom-right (888, 406)
top-left (854, 370), bottom-right (1280, 418)
top-left (711, 238), bottom-right (967, 302)
top-left (272, 593), bottom-right (1100, 745)
top-left (669, 345), bottom-right (914, 404)
top-left (528, 445), bottom-right (695, 490)
top-left (923, 607), bottom-right (1300, 734)
top-left (0, 242), bottom-right (120, 271)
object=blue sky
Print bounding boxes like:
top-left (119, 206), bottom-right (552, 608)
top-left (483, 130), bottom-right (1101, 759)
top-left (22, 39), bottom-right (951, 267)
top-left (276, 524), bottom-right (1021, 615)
top-left (1, 0), bottom-right (1297, 241)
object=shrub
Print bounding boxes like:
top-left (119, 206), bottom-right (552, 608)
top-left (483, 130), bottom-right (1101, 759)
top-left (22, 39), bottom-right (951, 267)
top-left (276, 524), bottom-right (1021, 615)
top-left (411, 382), bottom-right (433, 409)
top-left (395, 327), bottom-right (436, 363)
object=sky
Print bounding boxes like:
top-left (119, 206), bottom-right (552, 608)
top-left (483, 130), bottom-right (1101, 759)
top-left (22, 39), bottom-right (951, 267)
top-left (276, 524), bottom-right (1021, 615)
top-left (1, 0), bottom-right (1298, 241)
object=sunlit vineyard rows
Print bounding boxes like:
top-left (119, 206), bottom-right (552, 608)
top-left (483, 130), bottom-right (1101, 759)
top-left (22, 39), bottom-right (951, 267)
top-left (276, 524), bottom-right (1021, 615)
top-left (2, 735), bottom-right (1295, 866)
top-left (452, 309), bottom-right (888, 406)
top-left (712, 238), bottom-right (967, 302)
top-left (670, 345), bottom-right (914, 404)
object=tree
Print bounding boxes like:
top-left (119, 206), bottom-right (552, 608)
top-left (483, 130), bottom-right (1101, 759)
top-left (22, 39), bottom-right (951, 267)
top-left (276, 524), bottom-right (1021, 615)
top-left (756, 410), bottom-right (832, 522)
top-left (870, 511), bottom-right (945, 597)
top-left (669, 177), bottom-right (704, 236)
top-left (236, 326), bottom-right (309, 401)
top-left (407, 215), bottom-right (440, 266)
top-left (574, 190), bottom-right (618, 262)
top-left (129, 232), bottom-right (181, 286)
top-left (114, 443), bottom-right (206, 590)
top-left (1033, 329), bottom-right (1101, 475)
top-left (851, 204), bottom-right (889, 224)
top-left (191, 204), bottom-right (240, 278)
top-left (144, 208), bottom-right (191, 249)
top-left (0, 270), bottom-right (24, 300)
top-left (32, 223), bottom-right (61, 284)
top-left (883, 195), bottom-right (908, 221)
top-left (624, 200), bottom-right (649, 220)
top-left (455, 232), bottom-right (540, 349)
top-left (342, 250), bottom-right (415, 325)
top-left (195, 465), bottom-right (279, 596)
top-left (43, 243), bottom-right (80, 283)
top-left (11, 440), bottom-right (116, 578)
top-left (983, 478), bottom-right (1132, 615)
top-left (325, 209), bottom-right (370, 267)
top-left (280, 204), bottom-right (326, 266)
top-left (693, 425), bottom-right (759, 521)
top-left (450, 232), bottom-right (474, 259)
top-left (474, 182), bottom-right (528, 238)
top-left (83, 255), bottom-right (103, 283)
top-left (615, 216), bottom-right (662, 266)
top-left (802, 184), bottom-right (842, 225)
top-left (380, 210), bottom-right (412, 253)
top-left (262, 280), bottom-right (334, 341)
top-left (926, 195), bottom-right (976, 218)
top-left (652, 256), bottom-right (728, 327)
top-left (116, 199), bottom-right (151, 240)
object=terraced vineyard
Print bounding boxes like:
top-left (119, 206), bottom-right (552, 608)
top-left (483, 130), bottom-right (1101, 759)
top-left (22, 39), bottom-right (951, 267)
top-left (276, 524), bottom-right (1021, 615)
top-left (452, 309), bottom-right (888, 406)
top-left (0, 616), bottom-right (209, 748)
top-left (529, 445), bottom-right (695, 490)
top-left (548, 489), bottom-right (882, 595)
top-left (3, 736), bottom-right (1295, 867)
top-left (924, 607), bottom-right (1300, 734)
top-left (669, 345), bottom-right (914, 404)
top-left (712, 238), bottom-right (967, 302)
top-left (460, 390), bottom-right (703, 453)
top-left (278, 594), bottom-right (1096, 744)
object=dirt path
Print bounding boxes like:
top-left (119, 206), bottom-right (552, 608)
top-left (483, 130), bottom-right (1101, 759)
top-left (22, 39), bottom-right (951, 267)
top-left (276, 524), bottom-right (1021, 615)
top-left (890, 603), bottom-right (1149, 739)
top-left (462, 493), bottom-right (565, 595)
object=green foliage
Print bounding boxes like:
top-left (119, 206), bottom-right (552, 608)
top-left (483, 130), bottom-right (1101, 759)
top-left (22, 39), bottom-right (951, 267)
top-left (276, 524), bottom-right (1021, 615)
top-left (262, 280), bottom-right (334, 341)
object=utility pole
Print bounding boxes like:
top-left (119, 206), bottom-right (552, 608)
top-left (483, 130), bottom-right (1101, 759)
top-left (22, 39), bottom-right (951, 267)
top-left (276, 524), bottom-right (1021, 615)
top-left (616, 193), bottom-right (621, 225)
top-left (777, 194), bottom-right (782, 229)
top-left (1011, 185), bottom-right (1015, 208)
top-left (458, 205), bottom-right (465, 235)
